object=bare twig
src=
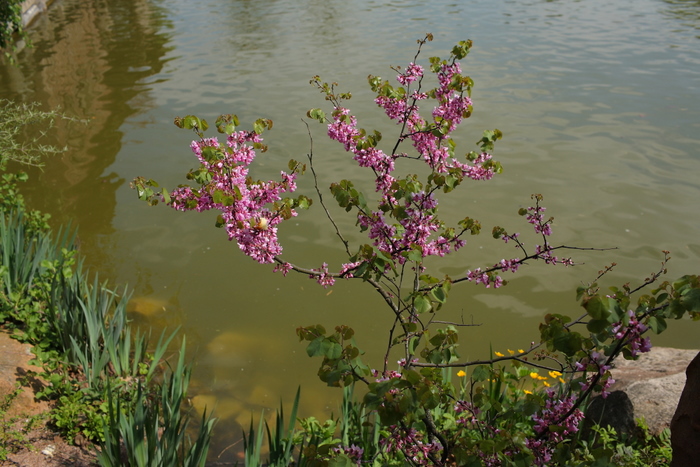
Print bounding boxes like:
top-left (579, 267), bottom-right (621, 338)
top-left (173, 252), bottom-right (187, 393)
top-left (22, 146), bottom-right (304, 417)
top-left (302, 119), bottom-right (352, 257)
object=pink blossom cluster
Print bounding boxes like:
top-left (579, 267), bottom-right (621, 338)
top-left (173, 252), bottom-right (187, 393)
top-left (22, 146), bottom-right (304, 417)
top-left (323, 55), bottom-right (495, 271)
top-left (380, 425), bottom-right (443, 466)
top-left (310, 262), bottom-right (335, 288)
top-left (339, 261), bottom-right (362, 278)
top-left (371, 61), bottom-right (492, 181)
top-left (612, 309), bottom-right (652, 357)
top-left (576, 351), bottom-right (616, 397)
top-left (354, 191), bottom-right (465, 264)
top-left (370, 368), bottom-right (402, 382)
top-left (498, 258), bottom-right (521, 273)
top-left (453, 401), bottom-right (503, 466)
top-left (327, 107), bottom-right (396, 192)
top-left (526, 205), bottom-right (552, 236)
top-left (397, 357), bottom-right (419, 367)
top-left (331, 445), bottom-right (364, 465)
top-left (502, 232), bottom-right (520, 244)
top-left (454, 400), bottom-right (481, 426)
top-left (533, 244), bottom-right (574, 266)
top-left (396, 62), bottom-right (424, 86)
top-left (463, 258), bottom-right (521, 288)
top-left (464, 268), bottom-right (504, 289)
top-left (527, 391), bottom-right (584, 465)
top-left (169, 131), bottom-right (298, 264)
top-left (272, 261), bottom-right (293, 276)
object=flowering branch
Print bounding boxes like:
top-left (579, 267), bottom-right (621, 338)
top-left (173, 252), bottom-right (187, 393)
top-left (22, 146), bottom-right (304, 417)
top-left (133, 35), bottom-right (700, 466)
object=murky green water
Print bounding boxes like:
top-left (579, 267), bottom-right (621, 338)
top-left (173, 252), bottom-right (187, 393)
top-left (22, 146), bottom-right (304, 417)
top-left (2, 0), bottom-right (700, 460)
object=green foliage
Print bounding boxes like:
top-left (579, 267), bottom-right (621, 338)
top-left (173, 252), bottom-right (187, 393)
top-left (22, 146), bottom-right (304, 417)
top-left (576, 423), bottom-right (672, 467)
top-left (0, 173), bottom-right (51, 233)
top-left (0, 176), bottom-right (215, 460)
top-left (243, 387), bottom-right (301, 467)
top-left (0, 0), bottom-right (25, 60)
top-left (0, 100), bottom-right (78, 169)
top-left (98, 339), bottom-right (215, 467)
top-left (296, 325), bottom-right (369, 387)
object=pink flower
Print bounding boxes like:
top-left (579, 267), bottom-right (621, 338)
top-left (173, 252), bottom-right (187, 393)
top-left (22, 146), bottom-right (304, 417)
top-left (396, 62), bottom-right (424, 86)
top-left (273, 262), bottom-right (293, 276)
top-left (311, 263), bottom-right (335, 288)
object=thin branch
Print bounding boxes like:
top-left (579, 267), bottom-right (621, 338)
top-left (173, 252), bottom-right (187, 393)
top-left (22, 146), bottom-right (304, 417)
top-left (448, 245), bottom-right (618, 287)
top-left (626, 250), bottom-right (670, 295)
top-left (302, 119), bottom-right (352, 257)
top-left (432, 314), bottom-right (482, 327)
top-left (384, 314), bottom-right (403, 374)
top-left (390, 35), bottom-right (431, 156)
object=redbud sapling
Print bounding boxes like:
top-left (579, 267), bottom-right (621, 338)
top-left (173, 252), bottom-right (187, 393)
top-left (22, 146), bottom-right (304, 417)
top-left (133, 34), bottom-right (700, 465)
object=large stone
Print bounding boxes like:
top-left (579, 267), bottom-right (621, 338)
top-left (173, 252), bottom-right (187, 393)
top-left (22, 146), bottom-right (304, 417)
top-left (582, 390), bottom-right (635, 439)
top-left (610, 347), bottom-right (699, 390)
top-left (608, 347), bottom-right (697, 435)
top-left (671, 351), bottom-right (700, 467)
top-left (625, 372), bottom-right (688, 435)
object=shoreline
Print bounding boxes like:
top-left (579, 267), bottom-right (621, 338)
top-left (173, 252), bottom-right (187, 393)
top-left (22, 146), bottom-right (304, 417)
top-left (20, 0), bottom-right (55, 28)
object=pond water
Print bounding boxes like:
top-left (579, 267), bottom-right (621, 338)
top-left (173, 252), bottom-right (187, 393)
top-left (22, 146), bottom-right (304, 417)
top-left (2, 0), bottom-right (700, 460)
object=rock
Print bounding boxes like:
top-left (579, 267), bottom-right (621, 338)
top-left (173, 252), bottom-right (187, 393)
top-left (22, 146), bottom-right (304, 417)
top-left (671, 351), bottom-right (700, 467)
top-left (610, 347), bottom-right (699, 391)
top-left (625, 372), bottom-right (687, 435)
top-left (607, 347), bottom-right (698, 435)
top-left (582, 390), bottom-right (635, 439)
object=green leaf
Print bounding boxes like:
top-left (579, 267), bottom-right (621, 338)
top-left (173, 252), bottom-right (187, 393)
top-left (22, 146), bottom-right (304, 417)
top-left (552, 332), bottom-right (583, 356)
top-left (420, 274), bottom-right (440, 284)
top-left (404, 369), bottom-right (421, 385)
top-left (306, 108), bottom-right (326, 123)
top-left (681, 289), bottom-right (700, 313)
top-left (471, 365), bottom-right (490, 382)
top-left (328, 454), bottom-right (355, 467)
top-left (215, 114), bottom-right (238, 133)
top-left (406, 248), bottom-right (423, 263)
top-left (306, 337), bottom-right (326, 357)
top-left (430, 286), bottom-right (447, 304)
top-left (586, 319), bottom-right (608, 334)
top-left (583, 296), bottom-right (613, 321)
top-left (647, 316), bottom-right (667, 334)
top-left (414, 295), bottom-right (432, 314)
top-left (409, 337), bottom-right (420, 355)
top-left (252, 118), bottom-right (272, 135)
top-left (324, 342), bottom-right (342, 359)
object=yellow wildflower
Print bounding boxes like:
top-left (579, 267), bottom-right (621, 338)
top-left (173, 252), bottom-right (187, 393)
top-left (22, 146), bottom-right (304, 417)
top-left (559, 377), bottom-right (566, 384)
top-left (543, 381), bottom-right (551, 387)
top-left (507, 349), bottom-right (515, 355)
top-left (518, 349), bottom-right (525, 353)
top-left (529, 372), bottom-right (539, 380)
top-left (457, 370), bottom-right (467, 378)
top-left (494, 351), bottom-right (504, 357)
top-left (548, 370), bottom-right (562, 379)
top-left (523, 389), bottom-right (532, 395)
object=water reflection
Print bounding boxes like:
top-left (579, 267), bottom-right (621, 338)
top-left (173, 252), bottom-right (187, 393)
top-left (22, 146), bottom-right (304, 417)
top-left (0, 0), bottom-right (173, 264)
top-left (660, 0), bottom-right (700, 33)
